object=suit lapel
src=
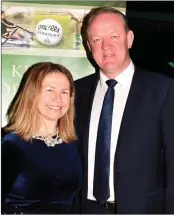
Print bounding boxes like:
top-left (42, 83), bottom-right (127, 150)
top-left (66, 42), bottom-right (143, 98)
top-left (113, 68), bottom-right (148, 204)
top-left (82, 72), bottom-right (100, 155)
top-left (116, 68), bottom-right (144, 152)
top-left (81, 72), bottom-right (99, 197)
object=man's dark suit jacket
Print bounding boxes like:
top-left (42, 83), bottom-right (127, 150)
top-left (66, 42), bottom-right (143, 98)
top-left (74, 67), bottom-right (174, 214)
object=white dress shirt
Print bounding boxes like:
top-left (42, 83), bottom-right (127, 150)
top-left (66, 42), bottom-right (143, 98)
top-left (87, 61), bottom-right (135, 201)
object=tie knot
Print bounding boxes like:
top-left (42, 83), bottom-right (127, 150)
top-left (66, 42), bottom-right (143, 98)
top-left (106, 79), bottom-right (117, 88)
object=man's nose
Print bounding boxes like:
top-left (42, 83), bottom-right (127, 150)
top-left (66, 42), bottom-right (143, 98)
top-left (101, 39), bottom-right (110, 50)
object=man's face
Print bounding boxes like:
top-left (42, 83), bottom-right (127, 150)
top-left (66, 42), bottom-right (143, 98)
top-left (87, 13), bottom-right (134, 78)
top-left (1, 12), bottom-right (5, 19)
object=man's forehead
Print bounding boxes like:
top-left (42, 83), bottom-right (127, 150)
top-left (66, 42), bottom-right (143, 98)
top-left (87, 13), bottom-right (124, 34)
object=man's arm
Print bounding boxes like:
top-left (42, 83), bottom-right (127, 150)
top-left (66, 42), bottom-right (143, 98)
top-left (1, 19), bottom-right (17, 28)
top-left (161, 79), bottom-right (174, 213)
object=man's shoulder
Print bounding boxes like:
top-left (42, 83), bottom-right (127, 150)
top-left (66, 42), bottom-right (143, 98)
top-left (135, 67), bottom-right (173, 85)
top-left (75, 73), bottom-right (97, 87)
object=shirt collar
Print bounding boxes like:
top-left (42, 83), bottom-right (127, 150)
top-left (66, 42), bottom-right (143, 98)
top-left (99, 60), bottom-right (135, 88)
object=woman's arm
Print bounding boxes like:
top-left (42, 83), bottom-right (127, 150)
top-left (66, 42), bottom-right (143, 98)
top-left (1, 140), bottom-right (23, 202)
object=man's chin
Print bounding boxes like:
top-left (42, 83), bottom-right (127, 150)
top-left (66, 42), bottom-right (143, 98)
top-left (101, 66), bottom-right (121, 78)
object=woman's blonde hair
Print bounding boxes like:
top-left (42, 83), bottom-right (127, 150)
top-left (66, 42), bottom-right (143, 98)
top-left (5, 62), bottom-right (76, 143)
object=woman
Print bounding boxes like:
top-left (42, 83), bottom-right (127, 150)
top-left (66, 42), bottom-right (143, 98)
top-left (2, 62), bottom-right (82, 214)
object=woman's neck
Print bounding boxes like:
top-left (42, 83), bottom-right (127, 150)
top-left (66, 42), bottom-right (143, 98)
top-left (36, 121), bottom-right (58, 136)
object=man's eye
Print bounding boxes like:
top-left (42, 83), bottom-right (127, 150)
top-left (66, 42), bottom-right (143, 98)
top-left (93, 38), bottom-right (101, 43)
top-left (62, 91), bottom-right (69, 94)
top-left (111, 35), bottom-right (118, 39)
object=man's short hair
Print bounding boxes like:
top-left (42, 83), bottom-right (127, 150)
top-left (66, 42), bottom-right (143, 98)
top-left (81, 6), bottom-right (130, 43)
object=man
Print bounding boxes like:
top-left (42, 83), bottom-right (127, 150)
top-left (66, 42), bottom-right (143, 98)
top-left (69, 11), bottom-right (82, 50)
top-left (75, 6), bottom-right (174, 214)
top-left (68, 10), bottom-right (87, 50)
top-left (1, 11), bottom-right (21, 39)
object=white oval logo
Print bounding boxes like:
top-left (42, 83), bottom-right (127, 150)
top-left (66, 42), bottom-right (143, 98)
top-left (35, 19), bottom-right (63, 46)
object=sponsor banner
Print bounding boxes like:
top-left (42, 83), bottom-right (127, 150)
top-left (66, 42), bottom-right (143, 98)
top-left (2, 2), bottom-right (89, 50)
top-left (1, 2), bottom-right (125, 50)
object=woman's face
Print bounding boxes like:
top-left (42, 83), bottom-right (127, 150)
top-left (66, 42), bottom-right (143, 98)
top-left (37, 72), bottom-right (71, 124)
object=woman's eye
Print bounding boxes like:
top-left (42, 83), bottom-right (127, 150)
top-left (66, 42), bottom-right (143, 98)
top-left (46, 89), bottom-right (53, 92)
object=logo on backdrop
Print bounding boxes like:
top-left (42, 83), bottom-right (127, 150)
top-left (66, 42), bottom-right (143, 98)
top-left (35, 19), bottom-right (63, 46)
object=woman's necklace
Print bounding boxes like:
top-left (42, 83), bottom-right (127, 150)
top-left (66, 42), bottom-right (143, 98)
top-left (33, 130), bottom-right (63, 147)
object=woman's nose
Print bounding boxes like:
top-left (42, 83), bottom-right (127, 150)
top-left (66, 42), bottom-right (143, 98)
top-left (52, 93), bottom-right (61, 103)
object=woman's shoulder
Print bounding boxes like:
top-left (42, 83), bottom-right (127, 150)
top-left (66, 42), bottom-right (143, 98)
top-left (65, 140), bottom-right (80, 148)
top-left (3, 132), bottom-right (20, 141)
top-left (57, 140), bottom-right (80, 152)
top-left (2, 133), bottom-right (26, 164)
top-left (64, 140), bottom-right (82, 156)
top-left (2, 132), bottom-right (25, 147)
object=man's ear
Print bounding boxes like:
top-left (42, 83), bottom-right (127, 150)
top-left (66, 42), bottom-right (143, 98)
top-left (127, 30), bottom-right (134, 49)
top-left (87, 41), bottom-right (91, 52)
